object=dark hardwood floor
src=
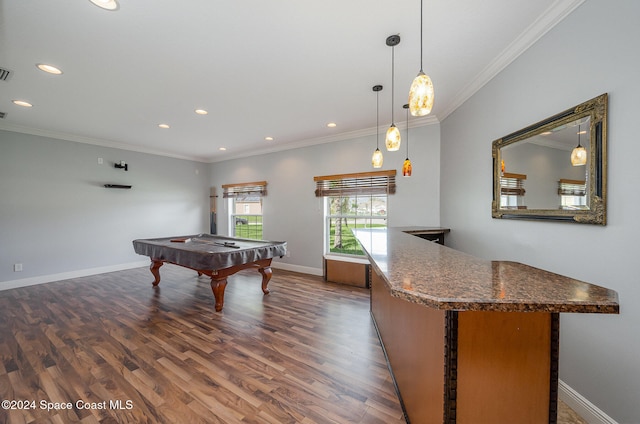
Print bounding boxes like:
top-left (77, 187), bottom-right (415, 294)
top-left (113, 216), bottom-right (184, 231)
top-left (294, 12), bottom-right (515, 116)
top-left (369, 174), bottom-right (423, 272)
top-left (0, 265), bottom-right (587, 424)
top-left (0, 266), bottom-right (406, 423)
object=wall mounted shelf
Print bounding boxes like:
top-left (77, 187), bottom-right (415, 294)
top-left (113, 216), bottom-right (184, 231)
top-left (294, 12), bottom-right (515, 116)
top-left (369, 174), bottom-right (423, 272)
top-left (104, 184), bottom-right (132, 189)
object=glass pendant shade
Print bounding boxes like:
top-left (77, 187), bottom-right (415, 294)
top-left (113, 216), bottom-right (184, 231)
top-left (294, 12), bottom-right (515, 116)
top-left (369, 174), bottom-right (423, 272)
top-left (372, 148), bottom-right (384, 168)
top-left (403, 158), bottom-right (412, 177)
top-left (386, 124), bottom-right (401, 151)
top-left (571, 146), bottom-right (587, 166)
top-left (409, 71), bottom-right (434, 116)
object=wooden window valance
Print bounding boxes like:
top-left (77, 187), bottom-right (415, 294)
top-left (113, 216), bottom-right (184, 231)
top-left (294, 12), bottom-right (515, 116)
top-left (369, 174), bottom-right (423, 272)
top-left (222, 181), bottom-right (267, 198)
top-left (314, 170), bottom-right (396, 197)
top-left (500, 173), bottom-right (526, 196)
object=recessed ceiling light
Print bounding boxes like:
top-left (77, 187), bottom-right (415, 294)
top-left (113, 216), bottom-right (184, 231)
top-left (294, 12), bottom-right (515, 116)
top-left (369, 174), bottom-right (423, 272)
top-left (195, 109), bottom-right (208, 115)
top-left (265, 136), bottom-right (274, 141)
top-left (89, 0), bottom-right (119, 11)
top-left (12, 100), bottom-right (33, 108)
top-left (158, 124), bottom-right (170, 129)
top-left (36, 64), bottom-right (63, 75)
top-left (219, 147), bottom-right (227, 151)
top-left (327, 122), bottom-right (337, 128)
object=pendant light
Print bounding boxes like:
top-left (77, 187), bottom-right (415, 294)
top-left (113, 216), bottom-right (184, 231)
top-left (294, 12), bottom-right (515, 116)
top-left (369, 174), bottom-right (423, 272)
top-left (571, 123), bottom-right (587, 166)
top-left (385, 35), bottom-right (401, 151)
top-left (408, 0), bottom-right (435, 116)
top-left (372, 85), bottom-right (384, 168)
top-left (402, 104), bottom-right (412, 177)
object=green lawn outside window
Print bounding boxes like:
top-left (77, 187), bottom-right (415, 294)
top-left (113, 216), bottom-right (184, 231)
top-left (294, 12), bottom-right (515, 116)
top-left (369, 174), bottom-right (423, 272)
top-left (233, 215), bottom-right (263, 240)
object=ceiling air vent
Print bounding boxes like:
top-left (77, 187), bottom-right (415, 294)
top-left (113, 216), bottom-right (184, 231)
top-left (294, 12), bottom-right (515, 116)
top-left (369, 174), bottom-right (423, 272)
top-left (0, 67), bottom-right (13, 82)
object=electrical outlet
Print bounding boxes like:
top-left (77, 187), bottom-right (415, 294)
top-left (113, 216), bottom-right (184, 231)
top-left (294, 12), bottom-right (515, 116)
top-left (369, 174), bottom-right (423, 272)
top-left (14, 263), bottom-right (23, 272)
top-left (98, 157), bottom-right (103, 164)
top-left (286, 250), bottom-right (291, 257)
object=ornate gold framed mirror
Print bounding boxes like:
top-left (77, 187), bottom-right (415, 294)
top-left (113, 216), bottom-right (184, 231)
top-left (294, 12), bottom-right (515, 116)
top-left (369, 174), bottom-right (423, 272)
top-left (492, 93), bottom-right (607, 224)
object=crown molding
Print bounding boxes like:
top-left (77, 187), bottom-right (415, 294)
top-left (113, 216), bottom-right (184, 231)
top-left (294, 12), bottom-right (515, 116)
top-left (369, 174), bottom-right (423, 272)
top-left (438, 0), bottom-right (586, 121)
top-left (0, 121), bottom-right (210, 163)
top-left (207, 114), bottom-right (439, 163)
top-left (1, 114), bottom-right (439, 164)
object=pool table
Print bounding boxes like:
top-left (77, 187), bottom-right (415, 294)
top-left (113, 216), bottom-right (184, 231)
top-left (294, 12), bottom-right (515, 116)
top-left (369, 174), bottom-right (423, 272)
top-left (133, 234), bottom-right (287, 312)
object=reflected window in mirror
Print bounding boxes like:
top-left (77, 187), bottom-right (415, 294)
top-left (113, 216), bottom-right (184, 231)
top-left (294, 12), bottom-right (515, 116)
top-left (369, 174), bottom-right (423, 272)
top-left (500, 173), bottom-right (527, 209)
top-left (558, 179), bottom-right (587, 210)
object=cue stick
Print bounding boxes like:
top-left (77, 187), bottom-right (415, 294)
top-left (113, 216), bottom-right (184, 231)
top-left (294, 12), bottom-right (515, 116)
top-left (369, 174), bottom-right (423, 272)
top-left (190, 238), bottom-right (241, 249)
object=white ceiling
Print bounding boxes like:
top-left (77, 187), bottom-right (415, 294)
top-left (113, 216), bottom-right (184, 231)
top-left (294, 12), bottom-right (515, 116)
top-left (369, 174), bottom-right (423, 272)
top-left (0, 0), bottom-right (583, 163)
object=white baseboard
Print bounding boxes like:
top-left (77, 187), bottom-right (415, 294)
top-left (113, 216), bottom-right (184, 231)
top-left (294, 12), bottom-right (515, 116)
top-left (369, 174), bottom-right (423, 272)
top-left (0, 260), bottom-right (149, 291)
top-left (271, 261), bottom-right (323, 276)
top-left (0, 260), bottom-right (323, 291)
top-left (559, 380), bottom-right (619, 424)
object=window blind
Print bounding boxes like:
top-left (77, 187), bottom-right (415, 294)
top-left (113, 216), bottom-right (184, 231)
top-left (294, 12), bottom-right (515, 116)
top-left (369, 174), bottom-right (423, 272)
top-left (314, 170), bottom-right (396, 197)
top-left (222, 181), bottom-right (267, 198)
top-left (500, 172), bottom-right (526, 196)
top-left (558, 179), bottom-right (586, 196)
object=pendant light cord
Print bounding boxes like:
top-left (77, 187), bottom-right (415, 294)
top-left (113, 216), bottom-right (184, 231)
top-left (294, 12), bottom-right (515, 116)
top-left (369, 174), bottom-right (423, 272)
top-left (391, 45), bottom-right (395, 124)
top-left (578, 124), bottom-right (582, 147)
top-left (420, 0), bottom-right (424, 72)
top-left (406, 108), bottom-right (410, 157)
top-left (376, 91), bottom-right (380, 149)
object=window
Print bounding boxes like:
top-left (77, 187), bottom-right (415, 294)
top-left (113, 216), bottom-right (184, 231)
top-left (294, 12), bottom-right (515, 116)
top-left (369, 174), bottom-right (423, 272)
top-left (314, 170), bottom-right (396, 257)
top-left (222, 181), bottom-right (266, 240)
top-left (500, 172), bottom-right (526, 209)
top-left (558, 179), bottom-right (587, 210)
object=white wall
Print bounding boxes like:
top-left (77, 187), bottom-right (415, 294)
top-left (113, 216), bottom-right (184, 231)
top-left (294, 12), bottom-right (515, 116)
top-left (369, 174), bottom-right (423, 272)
top-left (0, 130), bottom-right (211, 285)
top-left (210, 124), bottom-right (441, 272)
top-left (440, 1), bottom-right (639, 421)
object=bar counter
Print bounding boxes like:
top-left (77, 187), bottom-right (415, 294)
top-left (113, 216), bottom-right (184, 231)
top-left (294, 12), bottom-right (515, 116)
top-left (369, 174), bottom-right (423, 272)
top-left (355, 227), bottom-right (619, 424)
top-left (356, 227), bottom-right (619, 313)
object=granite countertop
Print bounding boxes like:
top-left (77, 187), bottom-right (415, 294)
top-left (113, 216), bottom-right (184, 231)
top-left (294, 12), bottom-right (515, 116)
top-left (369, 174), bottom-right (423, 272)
top-left (355, 227), bottom-right (619, 314)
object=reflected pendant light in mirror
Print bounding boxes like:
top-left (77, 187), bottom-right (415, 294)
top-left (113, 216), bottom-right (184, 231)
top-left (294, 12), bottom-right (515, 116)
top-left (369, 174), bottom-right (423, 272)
top-left (372, 85), bottom-right (384, 168)
top-left (402, 104), bottom-right (412, 177)
top-left (408, 0), bottom-right (434, 116)
top-left (385, 35), bottom-right (401, 151)
top-left (571, 124), bottom-right (587, 166)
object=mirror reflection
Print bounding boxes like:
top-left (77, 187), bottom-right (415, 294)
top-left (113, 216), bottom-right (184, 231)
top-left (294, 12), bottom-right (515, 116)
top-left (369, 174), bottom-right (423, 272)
top-left (492, 93), bottom-right (607, 225)
top-left (499, 116), bottom-right (590, 211)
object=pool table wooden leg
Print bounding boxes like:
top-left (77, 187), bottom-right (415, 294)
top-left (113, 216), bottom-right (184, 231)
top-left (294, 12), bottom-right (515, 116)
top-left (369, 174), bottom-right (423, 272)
top-left (258, 266), bottom-right (273, 295)
top-left (210, 278), bottom-right (228, 312)
top-left (150, 260), bottom-right (163, 286)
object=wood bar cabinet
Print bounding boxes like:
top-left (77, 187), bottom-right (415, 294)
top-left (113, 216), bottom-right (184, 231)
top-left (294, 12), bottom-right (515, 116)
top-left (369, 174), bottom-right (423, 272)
top-left (356, 228), bottom-right (619, 424)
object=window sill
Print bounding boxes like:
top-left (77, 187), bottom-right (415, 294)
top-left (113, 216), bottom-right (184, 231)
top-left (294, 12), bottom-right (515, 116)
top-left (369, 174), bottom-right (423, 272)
top-left (323, 254), bottom-right (370, 265)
